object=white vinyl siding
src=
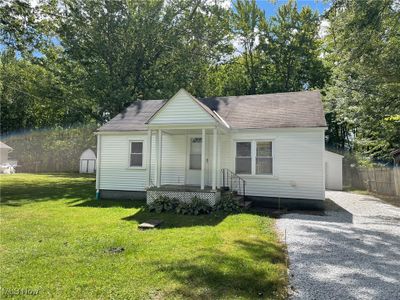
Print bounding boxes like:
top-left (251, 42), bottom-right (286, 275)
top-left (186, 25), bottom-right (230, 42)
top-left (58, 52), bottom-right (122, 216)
top-left (324, 150), bottom-right (343, 190)
top-left (98, 128), bottom-right (325, 201)
top-left (159, 134), bottom-right (187, 185)
top-left (148, 90), bottom-right (216, 125)
top-left (99, 134), bottom-right (148, 191)
top-left (220, 129), bottom-right (325, 200)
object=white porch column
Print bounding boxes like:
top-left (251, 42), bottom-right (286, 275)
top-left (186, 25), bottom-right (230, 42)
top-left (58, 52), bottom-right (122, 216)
top-left (156, 129), bottom-right (162, 187)
top-left (146, 129), bottom-right (152, 187)
top-left (201, 128), bottom-right (206, 190)
top-left (216, 129), bottom-right (221, 189)
top-left (212, 127), bottom-right (217, 191)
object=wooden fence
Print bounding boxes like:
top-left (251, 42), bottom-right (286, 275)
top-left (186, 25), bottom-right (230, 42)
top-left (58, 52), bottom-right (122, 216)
top-left (344, 165), bottom-right (400, 198)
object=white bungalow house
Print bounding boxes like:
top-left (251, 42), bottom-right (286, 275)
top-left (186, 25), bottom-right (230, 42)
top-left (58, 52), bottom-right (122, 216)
top-left (96, 89), bottom-right (327, 209)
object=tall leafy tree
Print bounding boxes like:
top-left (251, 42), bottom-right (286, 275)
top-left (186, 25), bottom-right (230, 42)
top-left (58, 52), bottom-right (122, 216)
top-left (323, 0), bottom-right (400, 163)
top-left (259, 0), bottom-right (327, 92)
top-left (0, 0), bottom-right (58, 57)
top-left (232, 0), bottom-right (266, 94)
top-left (0, 50), bottom-right (93, 133)
top-left (58, 0), bottom-right (232, 121)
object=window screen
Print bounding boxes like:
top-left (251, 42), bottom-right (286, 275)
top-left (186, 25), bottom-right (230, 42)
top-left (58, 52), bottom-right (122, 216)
top-left (130, 141), bottom-right (143, 167)
top-left (235, 142), bottom-right (251, 174)
top-left (256, 141), bottom-right (272, 174)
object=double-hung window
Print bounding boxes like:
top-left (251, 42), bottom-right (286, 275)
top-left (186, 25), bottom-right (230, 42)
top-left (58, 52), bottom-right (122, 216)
top-left (130, 141), bottom-right (143, 167)
top-left (235, 142), bottom-right (252, 174)
top-left (256, 141), bottom-right (273, 175)
top-left (235, 141), bottom-right (273, 175)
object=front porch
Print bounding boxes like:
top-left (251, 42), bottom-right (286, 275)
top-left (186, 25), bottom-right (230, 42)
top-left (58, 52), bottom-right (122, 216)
top-left (145, 126), bottom-right (223, 191)
top-left (142, 89), bottom-right (230, 204)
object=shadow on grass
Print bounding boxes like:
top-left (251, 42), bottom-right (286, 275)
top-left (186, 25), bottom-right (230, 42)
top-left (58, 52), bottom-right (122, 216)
top-left (1, 174), bottom-right (95, 206)
top-left (69, 197), bottom-right (228, 228)
top-left (70, 199), bottom-right (146, 209)
top-left (121, 209), bottom-right (229, 229)
top-left (154, 243), bottom-right (286, 299)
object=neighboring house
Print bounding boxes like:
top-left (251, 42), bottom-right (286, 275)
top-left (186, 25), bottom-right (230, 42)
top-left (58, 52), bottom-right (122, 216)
top-left (96, 89), bottom-right (327, 209)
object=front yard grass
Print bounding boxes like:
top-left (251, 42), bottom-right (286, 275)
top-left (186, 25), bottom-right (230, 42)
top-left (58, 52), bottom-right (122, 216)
top-left (0, 174), bottom-right (287, 299)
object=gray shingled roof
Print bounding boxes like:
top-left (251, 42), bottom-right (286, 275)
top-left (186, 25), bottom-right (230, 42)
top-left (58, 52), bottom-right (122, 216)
top-left (98, 100), bottom-right (166, 131)
top-left (98, 91), bottom-right (326, 131)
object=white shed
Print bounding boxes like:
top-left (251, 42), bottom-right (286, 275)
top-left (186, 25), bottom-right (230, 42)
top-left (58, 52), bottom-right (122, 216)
top-left (324, 150), bottom-right (343, 190)
top-left (80, 149), bottom-right (96, 173)
top-left (0, 141), bottom-right (16, 174)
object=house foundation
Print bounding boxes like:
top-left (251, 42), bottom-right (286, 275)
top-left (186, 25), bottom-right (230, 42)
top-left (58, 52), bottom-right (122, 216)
top-left (146, 185), bottom-right (221, 206)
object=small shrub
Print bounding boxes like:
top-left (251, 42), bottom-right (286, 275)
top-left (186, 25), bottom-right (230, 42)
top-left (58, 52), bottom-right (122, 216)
top-left (175, 202), bottom-right (193, 215)
top-left (191, 196), bottom-right (212, 215)
top-left (215, 192), bottom-right (241, 212)
top-left (148, 196), bottom-right (179, 213)
top-left (176, 196), bottom-right (212, 215)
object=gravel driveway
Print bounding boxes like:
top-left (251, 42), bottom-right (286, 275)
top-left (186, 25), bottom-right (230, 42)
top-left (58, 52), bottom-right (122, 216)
top-left (276, 191), bottom-right (400, 300)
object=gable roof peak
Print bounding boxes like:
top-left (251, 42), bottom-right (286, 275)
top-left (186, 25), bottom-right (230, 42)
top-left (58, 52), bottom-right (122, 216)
top-left (145, 88), bottom-right (226, 126)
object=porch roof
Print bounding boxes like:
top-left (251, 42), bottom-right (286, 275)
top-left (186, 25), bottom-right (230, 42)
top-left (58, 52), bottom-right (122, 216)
top-left (98, 90), bottom-right (326, 132)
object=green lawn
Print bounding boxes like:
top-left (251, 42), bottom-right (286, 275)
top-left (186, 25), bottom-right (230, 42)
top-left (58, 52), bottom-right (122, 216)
top-left (0, 174), bottom-right (287, 299)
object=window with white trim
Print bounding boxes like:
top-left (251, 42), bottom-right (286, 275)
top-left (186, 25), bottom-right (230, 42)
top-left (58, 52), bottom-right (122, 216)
top-left (235, 141), bottom-right (273, 175)
top-left (189, 137), bottom-right (202, 170)
top-left (130, 141), bottom-right (143, 167)
top-left (235, 142), bottom-right (252, 174)
top-left (256, 141), bottom-right (273, 175)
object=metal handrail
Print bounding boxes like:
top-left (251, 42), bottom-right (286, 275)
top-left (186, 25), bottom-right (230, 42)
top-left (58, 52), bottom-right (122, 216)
top-left (221, 168), bottom-right (246, 199)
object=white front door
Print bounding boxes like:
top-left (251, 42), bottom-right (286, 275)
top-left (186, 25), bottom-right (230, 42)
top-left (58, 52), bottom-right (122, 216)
top-left (186, 136), bottom-right (203, 185)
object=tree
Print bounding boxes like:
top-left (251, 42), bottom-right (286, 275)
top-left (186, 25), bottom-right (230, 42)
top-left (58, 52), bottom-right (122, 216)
top-left (58, 0), bottom-right (232, 121)
top-left (232, 0), bottom-right (266, 94)
top-left (0, 50), bottom-right (93, 133)
top-left (260, 0), bottom-right (327, 92)
top-left (0, 0), bottom-right (58, 57)
top-left (323, 0), bottom-right (400, 163)
top-left (206, 57), bottom-right (249, 97)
